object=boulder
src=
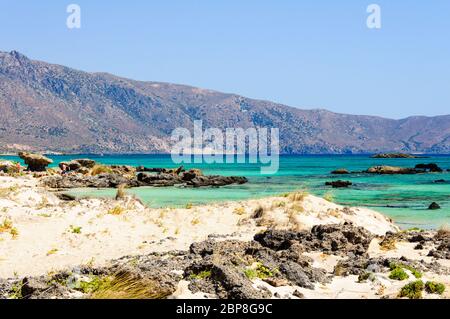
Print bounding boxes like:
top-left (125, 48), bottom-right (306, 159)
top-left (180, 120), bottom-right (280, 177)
top-left (73, 159), bottom-right (96, 168)
top-left (331, 168), bottom-right (350, 174)
top-left (59, 161), bottom-right (81, 171)
top-left (18, 152), bottom-right (53, 172)
top-left (325, 180), bottom-right (352, 188)
top-left (428, 202), bottom-right (441, 210)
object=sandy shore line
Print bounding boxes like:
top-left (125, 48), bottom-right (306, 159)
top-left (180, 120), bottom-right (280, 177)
top-left (0, 174), bottom-right (448, 299)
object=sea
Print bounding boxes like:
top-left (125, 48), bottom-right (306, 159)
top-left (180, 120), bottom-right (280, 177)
top-left (2, 154), bottom-right (449, 230)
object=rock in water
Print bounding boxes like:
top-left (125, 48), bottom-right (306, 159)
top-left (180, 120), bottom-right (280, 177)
top-left (370, 153), bottom-right (420, 158)
top-left (325, 180), bottom-right (352, 188)
top-left (366, 165), bottom-right (417, 174)
top-left (428, 202), bottom-right (441, 210)
top-left (18, 152), bottom-right (53, 171)
top-left (415, 163), bottom-right (443, 172)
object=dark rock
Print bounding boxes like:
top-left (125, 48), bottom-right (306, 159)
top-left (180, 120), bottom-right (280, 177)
top-left (74, 159), bottom-right (96, 168)
top-left (292, 289), bottom-right (304, 298)
top-left (255, 223), bottom-right (373, 257)
top-left (415, 163), bottom-right (443, 173)
top-left (56, 193), bottom-right (77, 201)
top-left (180, 169), bottom-right (203, 181)
top-left (42, 173), bottom-right (138, 189)
top-left (428, 202), bottom-right (441, 210)
top-left (434, 179), bottom-right (446, 183)
top-left (279, 261), bottom-right (314, 289)
top-left (18, 152), bottom-right (53, 172)
top-left (325, 180), bottom-right (352, 188)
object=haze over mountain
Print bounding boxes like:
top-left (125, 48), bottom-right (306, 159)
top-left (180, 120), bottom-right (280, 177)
top-left (0, 50), bottom-right (449, 154)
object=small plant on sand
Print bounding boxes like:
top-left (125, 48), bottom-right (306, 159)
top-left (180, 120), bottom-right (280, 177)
top-left (436, 225), bottom-right (450, 239)
top-left (288, 191), bottom-right (308, 202)
top-left (290, 203), bottom-right (305, 213)
top-left (389, 267), bottom-right (409, 281)
top-left (191, 217), bottom-right (200, 225)
top-left (185, 203), bottom-right (193, 209)
top-left (425, 281), bottom-right (445, 295)
top-left (189, 270), bottom-right (212, 280)
top-left (69, 225), bottom-right (82, 234)
top-left (115, 184), bottom-right (127, 200)
top-left (244, 262), bottom-right (277, 280)
top-left (379, 236), bottom-right (397, 251)
top-left (90, 165), bottom-right (113, 176)
top-left (323, 192), bottom-right (334, 202)
top-left (36, 197), bottom-right (50, 210)
top-left (0, 218), bottom-right (18, 239)
top-left (398, 280), bottom-right (424, 299)
top-left (77, 272), bottom-right (171, 299)
top-left (8, 282), bottom-right (23, 299)
top-left (389, 262), bottom-right (422, 279)
top-left (108, 205), bottom-right (126, 215)
top-left (233, 207), bottom-right (246, 215)
top-left (46, 248), bottom-right (58, 256)
top-left (0, 185), bottom-right (19, 198)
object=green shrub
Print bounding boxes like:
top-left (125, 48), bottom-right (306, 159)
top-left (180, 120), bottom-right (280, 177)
top-left (389, 267), bottom-right (409, 281)
top-left (189, 270), bottom-right (212, 280)
top-left (425, 281), bottom-right (445, 295)
top-left (398, 280), bottom-right (424, 299)
top-left (389, 262), bottom-right (422, 279)
top-left (244, 262), bottom-right (277, 280)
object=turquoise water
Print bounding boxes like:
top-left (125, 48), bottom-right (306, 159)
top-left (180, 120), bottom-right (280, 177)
top-left (2, 154), bottom-right (449, 229)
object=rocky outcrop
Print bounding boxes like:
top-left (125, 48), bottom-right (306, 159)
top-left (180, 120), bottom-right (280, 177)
top-left (59, 159), bottom-right (96, 172)
top-left (1, 223), bottom-right (449, 299)
top-left (366, 165), bottom-right (417, 174)
top-left (254, 222), bottom-right (373, 257)
top-left (18, 152), bottom-right (53, 172)
top-left (42, 168), bottom-right (247, 189)
top-left (325, 180), bottom-right (352, 188)
top-left (366, 163), bottom-right (444, 175)
top-left (428, 202), bottom-right (441, 210)
top-left (136, 170), bottom-right (247, 188)
top-left (42, 173), bottom-right (139, 189)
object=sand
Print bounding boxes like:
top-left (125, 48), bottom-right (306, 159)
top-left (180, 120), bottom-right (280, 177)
top-left (0, 174), bottom-right (448, 299)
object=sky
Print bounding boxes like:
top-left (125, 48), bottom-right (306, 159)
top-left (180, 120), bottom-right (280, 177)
top-left (0, 0), bottom-right (449, 119)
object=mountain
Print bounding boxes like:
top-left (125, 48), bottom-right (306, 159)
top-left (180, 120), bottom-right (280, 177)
top-left (0, 50), bottom-right (449, 154)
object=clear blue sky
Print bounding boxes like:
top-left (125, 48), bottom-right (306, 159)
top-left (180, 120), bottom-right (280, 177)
top-left (0, 0), bottom-right (449, 119)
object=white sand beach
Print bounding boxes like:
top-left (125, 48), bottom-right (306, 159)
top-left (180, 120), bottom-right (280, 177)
top-left (0, 174), bottom-right (448, 299)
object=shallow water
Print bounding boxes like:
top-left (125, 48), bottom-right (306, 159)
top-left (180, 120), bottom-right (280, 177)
top-left (3, 154), bottom-right (450, 229)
